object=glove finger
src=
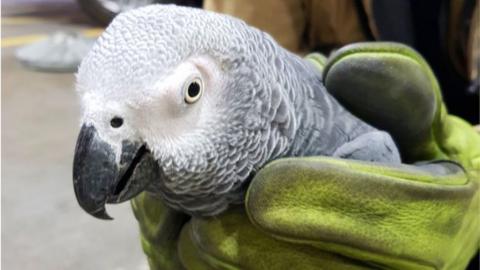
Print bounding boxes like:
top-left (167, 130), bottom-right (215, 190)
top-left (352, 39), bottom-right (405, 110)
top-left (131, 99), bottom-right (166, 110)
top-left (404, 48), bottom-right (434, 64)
top-left (131, 192), bottom-right (190, 270)
top-left (321, 42), bottom-right (480, 170)
top-left (177, 206), bottom-right (375, 270)
top-left (305, 53), bottom-right (328, 73)
top-left (246, 157), bottom-right (479, 270)
top-left (322, 42), bottom-right (442, 162)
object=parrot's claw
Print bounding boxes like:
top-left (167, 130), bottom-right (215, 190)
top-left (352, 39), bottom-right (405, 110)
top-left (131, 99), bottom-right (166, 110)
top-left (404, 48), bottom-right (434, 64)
top-left (333, 131), bottom-right (401, 163)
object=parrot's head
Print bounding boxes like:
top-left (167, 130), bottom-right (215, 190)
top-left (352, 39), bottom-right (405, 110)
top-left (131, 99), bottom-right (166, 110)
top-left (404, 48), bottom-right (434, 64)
top-left (73, 5), bottom-right (293, 218)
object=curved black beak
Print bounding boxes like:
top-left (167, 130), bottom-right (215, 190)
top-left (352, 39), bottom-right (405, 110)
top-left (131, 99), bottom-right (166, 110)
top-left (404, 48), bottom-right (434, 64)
top-left (73, 124), bottom-right (158, 220)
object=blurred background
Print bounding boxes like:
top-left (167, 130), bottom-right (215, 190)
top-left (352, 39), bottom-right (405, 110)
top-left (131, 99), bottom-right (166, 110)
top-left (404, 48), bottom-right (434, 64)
top-left (2, 0), bottom-right (478, 269)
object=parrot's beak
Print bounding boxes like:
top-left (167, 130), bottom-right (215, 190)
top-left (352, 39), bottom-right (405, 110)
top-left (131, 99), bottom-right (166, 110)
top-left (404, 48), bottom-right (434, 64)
top-left (73, 124), bottom-right (159, 220)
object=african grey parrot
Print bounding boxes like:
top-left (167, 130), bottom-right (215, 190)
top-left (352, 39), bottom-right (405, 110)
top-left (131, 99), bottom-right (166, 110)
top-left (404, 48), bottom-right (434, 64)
top-left (73, 4), bottom-right (400, 219)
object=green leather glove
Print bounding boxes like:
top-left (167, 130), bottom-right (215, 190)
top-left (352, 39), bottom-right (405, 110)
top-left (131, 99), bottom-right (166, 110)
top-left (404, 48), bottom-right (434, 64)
top-left (131, 42), bottom-right (480, 270)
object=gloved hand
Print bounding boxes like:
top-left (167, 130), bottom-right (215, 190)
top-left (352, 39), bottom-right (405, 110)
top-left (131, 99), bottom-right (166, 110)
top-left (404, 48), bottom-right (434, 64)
top-left (131, 42), bottom-right (480, 270)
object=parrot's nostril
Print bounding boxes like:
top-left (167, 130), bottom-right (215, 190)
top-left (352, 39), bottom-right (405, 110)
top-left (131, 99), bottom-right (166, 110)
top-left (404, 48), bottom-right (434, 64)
top-left (110, 117), bottom-right (123, 128)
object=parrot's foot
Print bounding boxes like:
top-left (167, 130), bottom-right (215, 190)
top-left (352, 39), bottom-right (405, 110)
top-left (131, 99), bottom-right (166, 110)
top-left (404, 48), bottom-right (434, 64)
top-left (333, 131), bottom-right (401, 163)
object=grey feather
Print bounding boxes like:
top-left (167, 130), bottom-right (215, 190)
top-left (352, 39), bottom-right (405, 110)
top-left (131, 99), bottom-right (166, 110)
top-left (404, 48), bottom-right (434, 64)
top-left (77, 4), bottom-right (400, 216)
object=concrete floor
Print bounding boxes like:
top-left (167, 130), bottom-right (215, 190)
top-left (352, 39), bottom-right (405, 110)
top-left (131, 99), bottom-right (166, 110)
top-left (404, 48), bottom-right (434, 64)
top-left (2, 1), bottom-right (148, 269)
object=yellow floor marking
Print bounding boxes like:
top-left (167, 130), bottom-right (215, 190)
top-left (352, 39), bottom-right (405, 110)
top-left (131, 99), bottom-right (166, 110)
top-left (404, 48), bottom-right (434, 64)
top-left (1, 28), bottom-right (105, 48)
top-left (2, 17), bottom-right (48, 26)
top-left (82, 28), bottom-right (104, 38)
top-left (1, 34), bottom-right (46, 48)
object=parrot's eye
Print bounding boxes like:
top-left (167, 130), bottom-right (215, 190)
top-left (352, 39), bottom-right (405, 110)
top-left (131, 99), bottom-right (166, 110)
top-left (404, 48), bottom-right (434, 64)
top-left (110, 117), bottom-right (123, 128)
top-left (184, 78), bottom-right (203, 104)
